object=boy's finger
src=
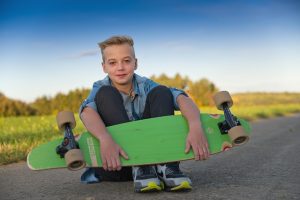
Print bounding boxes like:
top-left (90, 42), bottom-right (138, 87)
top-left (198, 147), bottom-right (205, 160)
top-left (192, 145), bottom-right (200, 160)
top-left (185, 141), bottom-right (191, 153)
top-left (102, 161), bottom-right (108, 171)
top-left (101, 154), bottom-right (108, 170)
top-left (107, 158), bottom-right (113, 171)
top-left (116, 158), bottom-right (122, 171)
top-left (205, 147), bottom-right (210, 159)
top-left (120, 149), bottom-right (129, 160)
top-left (111, 158), bottom-right (117, 171)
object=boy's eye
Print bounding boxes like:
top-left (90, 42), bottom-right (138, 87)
top-left (109, 61), bottom-right (116, 65)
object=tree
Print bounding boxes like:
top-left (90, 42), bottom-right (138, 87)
top-left (0, 93), bottom-right (36, 117)
top-left (0, 74), bottom-right (219, 116)
top-left (150, 74), bottom-right (218, 107)
top-left (189, 79), bottom-right (218, 106)
top-left (151, 73), bottom-right (191, 90)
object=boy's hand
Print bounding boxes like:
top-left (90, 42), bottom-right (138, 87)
top-left (99, 134), bottom-right (129, 171)
top-left (185, 124), bottom-right (210, 160)
top-left (176, 94), bottom-right (209, 160)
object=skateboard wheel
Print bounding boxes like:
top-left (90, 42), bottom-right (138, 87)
top-left (65, 149), bottom-right (86, 171)
top-left (57, 111), bottom-right (76, 131)
top-left (228, 126), bottom-right (249, 146)
top-left (213, 91), bottom-right (233, 110)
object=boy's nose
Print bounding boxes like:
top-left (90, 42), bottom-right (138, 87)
top-left (116, 62), bottom-right (124, 70)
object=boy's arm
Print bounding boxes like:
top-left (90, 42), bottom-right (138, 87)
top-left (80, 107), bottom-right (128, 171)
top-left (177, 94), bottom-right (210, 160)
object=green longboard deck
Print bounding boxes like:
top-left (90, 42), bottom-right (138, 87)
top-left (27, 114), bottom-right (251, 170)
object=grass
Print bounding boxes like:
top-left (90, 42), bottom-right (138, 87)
top-left (0, 115), bottom-right (86, 165)
top-left (1, 103), bottom-right (300, 165)
top-left (200, 104), bottom-right (300, 121)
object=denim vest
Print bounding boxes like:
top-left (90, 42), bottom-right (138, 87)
top-left (79, 73), bottom-right (186, 121)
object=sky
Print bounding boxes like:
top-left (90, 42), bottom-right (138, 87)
top-left (0, 0), bottom-right (300, 102)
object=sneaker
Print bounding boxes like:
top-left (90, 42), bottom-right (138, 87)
top-left (156, 162), bottom-right (192, 191)
top-left (80, 168), bottom-right (101, 184)
top-left (132, 165), bottom-right (162, 192)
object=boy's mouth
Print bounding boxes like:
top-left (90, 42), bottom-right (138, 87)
top-left (116, 74), bottom-right (127, 78)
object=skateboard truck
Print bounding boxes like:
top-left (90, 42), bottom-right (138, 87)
top-left (218, 111), bottom-right (241, 135)
top-left (213, 91), bottom-right (249, 146)
top-left (56, 111), bottom-right (86, 170)
top-left (56, 124), bottom-right (79, 158)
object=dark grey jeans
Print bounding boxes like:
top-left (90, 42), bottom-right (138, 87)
top-left (93, 85), bottom-right (174, 181)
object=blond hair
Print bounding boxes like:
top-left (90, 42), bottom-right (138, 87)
top-left (98, 35), bottom-right (135, 62)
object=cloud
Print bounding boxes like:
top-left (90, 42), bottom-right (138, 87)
top-left (161, 40), bottom-right (197, 53)
top-left (62, 50), bottom-right (99, 60)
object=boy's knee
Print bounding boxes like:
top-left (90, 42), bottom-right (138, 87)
top-left (148, 85), bottom-right (172, 99)
top-left (95, 85), bottom-right (120, 101)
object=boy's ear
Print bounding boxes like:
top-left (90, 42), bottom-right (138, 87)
top-left (102, 62), bottom-right (108, 73)
top-left (134, 59), bottom-right (138, 70)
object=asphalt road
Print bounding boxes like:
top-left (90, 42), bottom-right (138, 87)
top-left (1, 114), bottom-right (300, 200)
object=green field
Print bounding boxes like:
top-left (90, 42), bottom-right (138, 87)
top-left (201, 104), bottom-right (300, 121)
top-left (0, 115), bottom-right (86, 165)
top-left (1, 98), bottom-right (300, 165)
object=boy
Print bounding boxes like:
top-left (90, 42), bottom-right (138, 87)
top-left (79, 35), bottom-right (209, 192)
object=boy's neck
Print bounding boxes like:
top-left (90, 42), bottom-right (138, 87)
top-left (112, 82), bottom-right (133, 95)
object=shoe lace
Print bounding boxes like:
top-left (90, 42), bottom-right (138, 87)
top-left (165, 163), bottom-right (183, 176)
top-left (138, 166), bottom-right (155, 176)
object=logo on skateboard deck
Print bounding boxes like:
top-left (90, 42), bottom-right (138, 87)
top-left (87, 137), bottom-right (98, 167)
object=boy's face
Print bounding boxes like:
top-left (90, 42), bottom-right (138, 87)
top-left (102, 43), bottom-right (137, 88)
